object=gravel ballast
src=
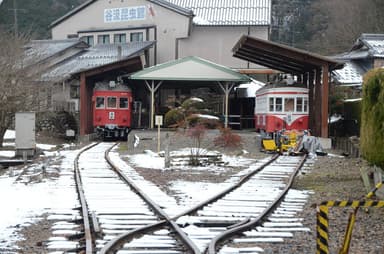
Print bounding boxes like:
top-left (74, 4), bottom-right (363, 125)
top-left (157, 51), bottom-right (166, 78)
top-left (10, 130), bottom-right (384, 253)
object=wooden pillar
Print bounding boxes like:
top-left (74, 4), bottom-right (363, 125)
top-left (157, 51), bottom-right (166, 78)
top-left (303, 72), bottom-right (308, 87)
top-left (321, 64), bottom-right (329, 138)
top-left (80, 73), bottom-right (87, 136)
top-left (308, 70), bottom-right (315, 134)
top-left (315, 68), bottom-right (322, 137)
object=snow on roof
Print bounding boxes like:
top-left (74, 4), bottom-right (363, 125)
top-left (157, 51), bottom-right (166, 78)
top-left (236, 78), bottom-right (265, 97)
top-left (24, 39), bottom-right (87, 66)
top-left (352, 34), bottom-right (384, 58)
top-left (166, 0), bottom-right (271, 26)
top-left (332, 62), bottom-right (363, 86)
top-left (42, 41), bottom-right (154, 81)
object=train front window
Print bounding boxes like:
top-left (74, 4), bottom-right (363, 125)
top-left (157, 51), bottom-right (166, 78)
top-left (96, 97), bottom-right (105, 108)
top-left (275, 97), bottom-right (282, 112)
top-left (107, 97), bottom-right (117, 108)
top-left (284, 98), bottom-right (294, 112)
top-left (303, 98), bottom-right (308, 112)
top-left (120, 97), bottom-right (129, 109)
top-left (296, 97), bottom-right (303, 112)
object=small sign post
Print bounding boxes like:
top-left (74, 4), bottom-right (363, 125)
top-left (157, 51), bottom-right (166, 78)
top-left (155, 115), bottom-right (163, 153)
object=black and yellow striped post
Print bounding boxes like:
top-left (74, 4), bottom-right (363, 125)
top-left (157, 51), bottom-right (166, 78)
top-left (338, 207), bottom-right (357, 254)
top-left (367, 181), bottom-right (383, 199)
top-left (316, 200), bottom-right (384, 254)
top-left (316, 181), bottom-right (384, 253)
top-left (316, 206), bottom-right (329, 254)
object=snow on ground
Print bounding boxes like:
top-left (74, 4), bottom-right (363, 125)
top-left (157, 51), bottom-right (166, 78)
top-left (0, 130), bottom-right (260, 251)
top-left (124, 147), bottom-right (258, 207)
top-left (0, 130), bottom-right (80, 251)
top-left (126, 147), bottom-right (256, 171)
top-left (0, 148), bottom-right (81, 250)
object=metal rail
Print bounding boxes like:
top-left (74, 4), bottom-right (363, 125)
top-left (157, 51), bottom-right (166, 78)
top-left (101, 151), bottom-right (280, 253)
top-left (101, 143), bottom-right (200, 254)
top-left (206, 154), bottom-right (308, 254)
top-left (73, 142), bottom-right (100, 254)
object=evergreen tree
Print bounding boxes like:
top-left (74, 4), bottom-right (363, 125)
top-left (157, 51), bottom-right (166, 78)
top-left (360, 69), bottom-right (384, 168)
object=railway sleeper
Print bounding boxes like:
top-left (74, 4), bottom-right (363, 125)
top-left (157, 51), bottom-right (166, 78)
top-left (67, 232), bottom-right (85, 240)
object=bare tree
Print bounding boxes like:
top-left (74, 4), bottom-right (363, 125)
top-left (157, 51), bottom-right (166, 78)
top-left (0, 28), bottom-right (40, 147)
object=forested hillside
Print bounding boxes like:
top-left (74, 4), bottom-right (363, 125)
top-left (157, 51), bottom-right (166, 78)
top-left (0, 0), bottom-right (86, 38)
top-left (1, 0), bottom-right (384, 55)
top-left (271, 0), bottom-right (384, 54)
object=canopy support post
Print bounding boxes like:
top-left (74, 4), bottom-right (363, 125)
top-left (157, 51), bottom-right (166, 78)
top-left (218, 81), bottom-right (235, 128)
top-left (145, 80), bottom-right (162, 129)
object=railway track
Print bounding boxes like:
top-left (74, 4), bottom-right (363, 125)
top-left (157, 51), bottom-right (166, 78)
top-left (101, 146), bottom-right (311, 253)
top-left (49, 142), bottom-right (311, 253)
top-left (74, 142), bottom-right (199, 253)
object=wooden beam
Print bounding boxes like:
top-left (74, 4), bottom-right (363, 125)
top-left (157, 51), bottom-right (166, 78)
top-left (79, 73), bottom-right (87, 136)
top-left (81, 57), bottom-right (142, 78)
top-left (308, 70), bottom-right (315, 134)
top-left (321, 64), bottom-right (329, 138)
top-left (237, 69), bottom-right (281, 74)
top-left (315, 69), bottom-right (322, 136)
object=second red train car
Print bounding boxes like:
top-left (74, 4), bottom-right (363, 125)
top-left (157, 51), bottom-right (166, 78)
top-left (255, 84), bottom-right (309, 133)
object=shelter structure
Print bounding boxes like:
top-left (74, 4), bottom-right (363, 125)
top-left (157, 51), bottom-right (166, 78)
top-left (127, 56), bottom-right (251, 128)
top-left (232, 35), bottom-right (344, 137)
top-left (28, 40), bottom-right (154, 136)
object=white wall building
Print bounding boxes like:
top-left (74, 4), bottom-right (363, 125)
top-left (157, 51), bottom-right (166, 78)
top-left (50, 0), bottom-right (271, 70)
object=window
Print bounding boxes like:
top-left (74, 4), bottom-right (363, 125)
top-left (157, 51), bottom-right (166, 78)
top-left (284, 98), bottom-right (294, 112)
top-left (81, 35), bottom-right (94, 46)
top-left (70, 85), bottom-right (80, 99)
top-left (107, 97), bottom-right (117, 108)
top-left (130, 32), bottom-right (143, 42)
top-left (96, 97), bottom-right (105, 108)
top-left (67, 34), bottom-right (78, 39)
top-left (296, 97), bottom-right (303, 112)
top-left (303, 98), bottom-right (308, 112)
top-left (275, 97), bottom-right (282, 112)
top-left (114, 33), bottom-right (126, 43)
top-left (269, 98), bottom-right (274, 112)
top-left (97, 34), bottom-right (110, 44)
top-left (119, 97), bottom-right (129, 109)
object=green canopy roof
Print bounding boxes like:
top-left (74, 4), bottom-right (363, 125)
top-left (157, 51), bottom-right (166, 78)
top-left (129, 56), bottom-right (250, 82)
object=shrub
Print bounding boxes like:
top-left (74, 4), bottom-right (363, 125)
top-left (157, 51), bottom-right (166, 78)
top-left (185, 124), bottom-right (207, 166)
top-left (186, 114), bottom-right (222, 129)
top-left (214, 128), bottom-right (243, 149)
top-left (360, 68), bottom-right (384, 168)
top-left (181, 97), bottom-right (205, 112)
top-left (164, 108), bottom-right (184, 127)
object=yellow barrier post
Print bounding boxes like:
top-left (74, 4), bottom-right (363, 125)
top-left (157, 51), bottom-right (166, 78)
top-left (338, 208), bottom-right (357, 254)
top-left (316, 206), bottom-right (329, 254)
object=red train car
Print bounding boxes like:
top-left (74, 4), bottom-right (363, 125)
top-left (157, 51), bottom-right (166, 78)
top-left (92, 82), bottom-right (132, 139)
top-left (255, 84), bottom-right (308, 133)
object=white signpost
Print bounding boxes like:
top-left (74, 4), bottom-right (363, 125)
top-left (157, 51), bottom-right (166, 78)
top-left (155, 115), bottom-right (163, 153)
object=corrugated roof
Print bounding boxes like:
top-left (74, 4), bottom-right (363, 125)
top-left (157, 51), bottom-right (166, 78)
top-left (129, 56), bottom-right (251, 82)
top-left (42, 41), bottom-right (154, 81)
top-left (166, 0), bottom-right (271, 26)
top-left (24, 39), bottom-right (87, 66)
top-left (332, 61), bottom-right (363, 86)
top-left (351, 34), bottom-right (384, 58)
